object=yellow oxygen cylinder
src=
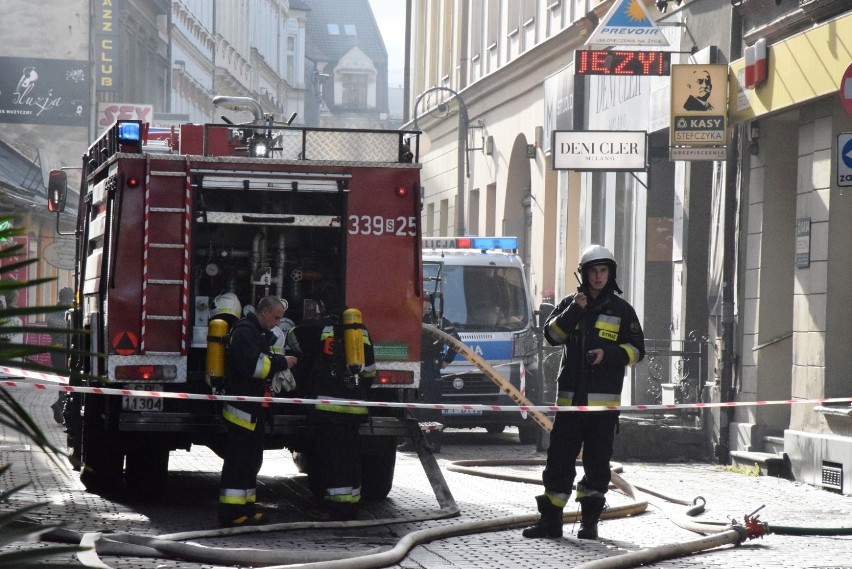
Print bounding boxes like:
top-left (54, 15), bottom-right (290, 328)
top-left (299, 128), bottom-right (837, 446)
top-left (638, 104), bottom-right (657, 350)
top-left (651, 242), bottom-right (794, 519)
top-left (206, 318), bottom-right (229, 388)
top-left (342, 308), bottom-right (365, 375)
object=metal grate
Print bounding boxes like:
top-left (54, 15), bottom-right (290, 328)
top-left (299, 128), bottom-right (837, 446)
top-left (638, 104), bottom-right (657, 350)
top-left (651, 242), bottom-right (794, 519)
top-left (304, 130), bottom-right (402, 162)
top-left (821, 461), bottom-right (843, 493)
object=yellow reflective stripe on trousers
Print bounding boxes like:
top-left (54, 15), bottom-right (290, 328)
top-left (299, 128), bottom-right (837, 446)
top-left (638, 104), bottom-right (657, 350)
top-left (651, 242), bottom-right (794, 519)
top-left (315, 403), bottom-right (369, 415)
top-left (545, 491), bottom-right (569, 508)
top-left (620, 342), bottom-right (641, 365)
top-left (219, 488), bottom-right (248, 505)
top-left (325, 486), bottom-right (362, 503)
top-left (223, 403), bottom-right (257, 431)
top-left (576, 483), bottom-right (606, 500)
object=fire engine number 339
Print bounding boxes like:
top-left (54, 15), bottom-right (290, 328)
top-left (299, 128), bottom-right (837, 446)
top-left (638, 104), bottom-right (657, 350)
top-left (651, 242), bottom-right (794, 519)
top-left (348, 214), bottom-right (417, 237)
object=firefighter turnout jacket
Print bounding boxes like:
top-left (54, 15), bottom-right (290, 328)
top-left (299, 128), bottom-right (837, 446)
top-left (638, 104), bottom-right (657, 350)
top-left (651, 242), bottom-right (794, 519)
top-left (223, 311), bottom-right (289, 428)
top-left (544, 289), bottom-right (645, 407)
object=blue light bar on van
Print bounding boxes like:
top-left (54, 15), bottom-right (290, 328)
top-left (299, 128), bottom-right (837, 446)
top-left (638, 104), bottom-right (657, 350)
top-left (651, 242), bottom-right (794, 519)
top-left (117, 121), bottom-right (141, 143)
top-left (470, 237), bottom-right (517, 250)
top-left (423, 236), bottom-right (518, 250)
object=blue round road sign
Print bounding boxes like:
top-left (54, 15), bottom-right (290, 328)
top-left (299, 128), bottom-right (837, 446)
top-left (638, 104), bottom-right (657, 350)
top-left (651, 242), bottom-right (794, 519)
top-left (843, 137), bottom-right (852, 170)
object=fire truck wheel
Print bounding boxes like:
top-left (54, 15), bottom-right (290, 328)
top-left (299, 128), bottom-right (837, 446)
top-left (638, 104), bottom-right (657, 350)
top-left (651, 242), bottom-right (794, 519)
top-left (360, 439), bottom-right (396, 500)
top-left (125, 446), bottom-right (170, 496)
top-left (518, 421), bottom-right (540, 445)
top-left (485, 424), bottom-right (506, 434)
top-left (78, 397), bottom-right (124, 495)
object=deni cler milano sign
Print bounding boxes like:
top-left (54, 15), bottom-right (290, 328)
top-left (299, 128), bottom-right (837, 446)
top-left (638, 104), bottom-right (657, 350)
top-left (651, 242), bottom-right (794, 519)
top-left (551, 130), bottom-right (648, 171)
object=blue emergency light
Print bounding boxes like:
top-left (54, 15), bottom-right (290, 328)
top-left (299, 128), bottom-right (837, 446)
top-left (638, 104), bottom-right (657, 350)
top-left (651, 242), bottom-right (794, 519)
top-left (469, 236), bottom-right (517, 250)
top-left (423, 236), bottom-right (518, 251)
top-left (117, 121), bottom-right (141, 143)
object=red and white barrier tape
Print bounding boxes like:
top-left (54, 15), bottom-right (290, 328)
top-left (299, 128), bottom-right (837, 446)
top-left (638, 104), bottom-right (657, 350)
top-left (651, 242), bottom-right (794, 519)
top-left (1, 367), bottom-right (68, 384)
top-left (3, 366), bottom-right (851, 414)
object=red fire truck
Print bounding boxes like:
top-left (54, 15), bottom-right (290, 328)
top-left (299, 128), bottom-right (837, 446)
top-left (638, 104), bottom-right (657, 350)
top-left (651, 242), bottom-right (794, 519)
top-left (48, 97), bottom-right (424, 497)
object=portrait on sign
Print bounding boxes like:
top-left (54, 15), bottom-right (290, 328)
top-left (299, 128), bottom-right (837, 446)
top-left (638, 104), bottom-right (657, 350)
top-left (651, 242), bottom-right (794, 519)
top-left (669, 64), bottom-right (729, 148)
top-left (671, 64), bottom-right (727, 115)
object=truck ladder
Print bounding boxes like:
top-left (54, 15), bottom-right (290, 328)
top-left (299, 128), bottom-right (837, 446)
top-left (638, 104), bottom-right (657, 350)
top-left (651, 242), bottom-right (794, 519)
top-left (139, 157), bottom-right (192, 355)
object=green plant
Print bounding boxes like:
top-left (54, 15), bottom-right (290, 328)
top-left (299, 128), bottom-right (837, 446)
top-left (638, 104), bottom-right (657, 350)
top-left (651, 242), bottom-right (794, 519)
top-left (0, 219), bottom-right (87, 565)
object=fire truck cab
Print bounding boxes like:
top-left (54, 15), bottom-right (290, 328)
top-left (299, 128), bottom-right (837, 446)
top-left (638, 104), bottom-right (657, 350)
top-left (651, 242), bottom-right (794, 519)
top-left (49, 98), bottom-right (423, 498)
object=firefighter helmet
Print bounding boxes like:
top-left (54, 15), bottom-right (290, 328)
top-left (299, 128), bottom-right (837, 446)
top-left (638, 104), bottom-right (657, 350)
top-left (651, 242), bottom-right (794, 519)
top-left (270, 325), bottom-right (286, 355)
top-left (211, 292), bottom-right (242, 325)
top-left (578, 244), bottom-right (622, 294)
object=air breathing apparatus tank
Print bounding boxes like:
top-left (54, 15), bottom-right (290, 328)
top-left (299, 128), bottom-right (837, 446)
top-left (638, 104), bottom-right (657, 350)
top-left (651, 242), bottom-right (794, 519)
top-left (342, 308), bottom-right (365, 375)
top-left (206, 318), bottom-right (229, 389)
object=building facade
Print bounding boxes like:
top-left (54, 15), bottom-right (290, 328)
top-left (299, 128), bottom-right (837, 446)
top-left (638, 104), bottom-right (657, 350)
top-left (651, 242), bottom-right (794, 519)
top-left (303, 0), bottom-right (390, 129)
top-left (0, 0), bottom-right (311, 323)
top-left (407, 0), bottom-right (852, 494)
top-left (729, 0), bottom-right (852, 493)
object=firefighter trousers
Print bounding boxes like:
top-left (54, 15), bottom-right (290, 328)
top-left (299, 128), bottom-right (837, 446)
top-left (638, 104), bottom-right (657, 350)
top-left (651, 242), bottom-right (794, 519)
top-left (542, 410), bottom-right (618, 502)
top-left (312, 412), bottom-right (362, 512)
top-left (219, 411), bottom-right (265, 524)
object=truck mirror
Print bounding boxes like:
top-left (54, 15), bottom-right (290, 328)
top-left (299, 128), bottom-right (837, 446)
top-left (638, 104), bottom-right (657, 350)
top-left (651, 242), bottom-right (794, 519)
top-left (536, 302), bottom-right (555, 329)
top-left (434, 292), bottom-right (444, 320)
top-left (47, 170), bottom-right (67, 213)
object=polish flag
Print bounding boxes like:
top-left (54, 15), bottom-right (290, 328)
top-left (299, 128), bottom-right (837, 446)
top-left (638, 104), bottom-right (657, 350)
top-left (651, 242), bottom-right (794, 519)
top-left (745, 38), bottom-right (767, 89)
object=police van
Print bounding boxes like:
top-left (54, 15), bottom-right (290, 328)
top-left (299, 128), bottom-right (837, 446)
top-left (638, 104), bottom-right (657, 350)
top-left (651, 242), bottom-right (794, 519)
top-left (422, 237), bottom-right (541, 443)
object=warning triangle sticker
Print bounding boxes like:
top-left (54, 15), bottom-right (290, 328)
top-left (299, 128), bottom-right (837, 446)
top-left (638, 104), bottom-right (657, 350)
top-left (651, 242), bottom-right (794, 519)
top-left (113, 331), bottom-right (138, 356)
top-left (587, 0), bottom-right (670, 48)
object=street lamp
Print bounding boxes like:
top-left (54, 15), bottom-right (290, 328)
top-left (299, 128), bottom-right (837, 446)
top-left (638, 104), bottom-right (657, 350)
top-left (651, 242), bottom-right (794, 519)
top-left (413, 87), bottom-right (469, 236)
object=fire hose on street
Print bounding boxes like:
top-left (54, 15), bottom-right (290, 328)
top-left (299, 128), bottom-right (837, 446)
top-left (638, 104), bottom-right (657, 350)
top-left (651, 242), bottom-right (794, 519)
top-left (11, 328), bottom-right (852, 568)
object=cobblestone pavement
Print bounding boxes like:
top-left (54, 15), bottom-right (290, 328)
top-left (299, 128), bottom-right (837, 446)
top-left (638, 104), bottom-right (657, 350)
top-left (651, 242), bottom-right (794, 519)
top-left (2, 383), bottom-right (851, 568)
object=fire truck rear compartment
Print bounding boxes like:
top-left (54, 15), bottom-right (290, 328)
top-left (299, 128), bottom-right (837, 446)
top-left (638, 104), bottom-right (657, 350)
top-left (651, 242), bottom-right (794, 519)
top-left (191, 173), bottom-right (347, 321)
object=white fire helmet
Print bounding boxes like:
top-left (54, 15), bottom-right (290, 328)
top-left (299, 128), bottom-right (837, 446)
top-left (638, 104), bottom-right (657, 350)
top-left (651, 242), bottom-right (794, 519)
top-left (270, 326), bottom-right (286, 354)
top-left (578, 244), bottom-right (622, 294)
top-left (211, 292), bottom-right (242, 321)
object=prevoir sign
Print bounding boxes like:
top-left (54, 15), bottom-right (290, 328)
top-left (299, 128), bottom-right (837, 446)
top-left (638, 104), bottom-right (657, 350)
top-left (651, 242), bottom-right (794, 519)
top-left (551, 130), bottom-right (647, 171)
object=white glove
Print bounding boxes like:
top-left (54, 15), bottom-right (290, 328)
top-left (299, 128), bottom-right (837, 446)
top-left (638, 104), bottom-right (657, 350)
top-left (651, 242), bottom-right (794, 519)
top-left (271, 369), bottom-right (297, 394)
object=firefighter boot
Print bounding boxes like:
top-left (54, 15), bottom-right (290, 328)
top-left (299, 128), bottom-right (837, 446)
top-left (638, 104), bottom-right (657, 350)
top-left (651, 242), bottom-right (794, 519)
top-left (522, 494), bottom-right (563, 538)
top-left (577, 496), bottom-right (606, 540)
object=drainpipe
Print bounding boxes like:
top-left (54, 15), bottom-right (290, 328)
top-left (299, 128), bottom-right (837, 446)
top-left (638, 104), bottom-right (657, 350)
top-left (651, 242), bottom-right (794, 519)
top-left (717, 123), bottom-right (740, 464)
top-left (403, 0), bottom-right (412, 123)
top-left (459, 1), bottom-right (469, 91)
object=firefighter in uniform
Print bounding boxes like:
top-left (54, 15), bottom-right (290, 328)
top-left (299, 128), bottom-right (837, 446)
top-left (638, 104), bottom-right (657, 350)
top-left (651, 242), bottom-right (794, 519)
top-left (218, 295), bottom-right (296, 528)
top-left (286, 282), bottom-right (376, 521)
top-left (523, 245), bottom-right (644, 540)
